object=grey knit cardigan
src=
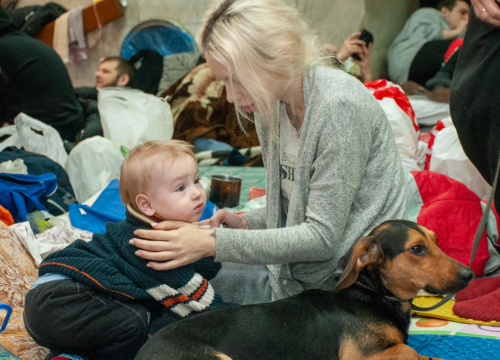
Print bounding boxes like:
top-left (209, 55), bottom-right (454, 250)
top-left (215, 66), bottom-right (407, 300)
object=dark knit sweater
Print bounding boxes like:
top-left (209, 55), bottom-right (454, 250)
top-left (39, 211), bottom-right (225, 318)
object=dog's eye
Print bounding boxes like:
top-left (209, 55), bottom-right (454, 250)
top-left (409, 245), bottom-right (425, 255)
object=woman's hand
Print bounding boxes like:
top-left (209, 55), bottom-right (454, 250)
top-left (131, 221), bottom-right (216, 271)
top-left (197, 209), bottom-right (249, 229)
top-left (472, 0), bottom-right (500, 26)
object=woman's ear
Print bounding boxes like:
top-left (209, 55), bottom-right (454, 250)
top-left (136, 194), bottom-right (155, 216)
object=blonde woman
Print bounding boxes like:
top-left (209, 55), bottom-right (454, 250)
top-left (131, 0), bottom-right (407, 302)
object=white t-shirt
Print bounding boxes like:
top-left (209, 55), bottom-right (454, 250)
top-left (279, 103), bottom-right (301, 216)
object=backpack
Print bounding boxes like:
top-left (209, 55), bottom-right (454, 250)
top-left (9, 2), bottom-right (66, 36)
top-left (0, 147), bottom-right (77, 216)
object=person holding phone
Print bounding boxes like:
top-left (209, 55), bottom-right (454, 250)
top-left (322, 30), bottom-right (374, 83)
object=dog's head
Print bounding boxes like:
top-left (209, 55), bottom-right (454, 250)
top-left (334, 220), bottom-right (474, 300)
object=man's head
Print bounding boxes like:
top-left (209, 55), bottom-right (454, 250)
top-left (95, 56), bottom-right (135, 88)
top-left (119, 140), bottom-right (207, 223)
top-left (438, 0), bottom-right (470, 29)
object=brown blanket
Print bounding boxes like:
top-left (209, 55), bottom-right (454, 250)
top-left (0, 222), bottom-right (48, 360)
top-left (160, 63), bottom-right (260, 149)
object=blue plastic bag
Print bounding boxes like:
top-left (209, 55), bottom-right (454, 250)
top-left (70, 179), bottom-right (218, 233)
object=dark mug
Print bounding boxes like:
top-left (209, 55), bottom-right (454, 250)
top-left (209, 175), bottom-right (242, 208)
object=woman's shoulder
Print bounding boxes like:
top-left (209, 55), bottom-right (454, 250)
top-left (308, 66), bottom-right (375, 106)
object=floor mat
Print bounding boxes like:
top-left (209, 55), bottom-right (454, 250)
top-left (408, 334), bottom-right (500, 359)
top-left (0, 345), bottom-right (20, 360)
top-left (412, 296), bottom-right (500, 326)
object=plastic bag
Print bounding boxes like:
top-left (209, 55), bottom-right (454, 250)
top-left (429, 118), bottom-right (492, 200)
top-left (365, 80), bottom-right (421, 171)
top-left (66, 136), bottom-right (128, 203)
top-left (98, 87), bottom-right (174, 149)
top-left (0, 159), bottom-right (28, 174)
top-left (0, 113), bottom-right (68, 168)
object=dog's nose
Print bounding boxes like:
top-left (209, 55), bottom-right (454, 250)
top-left (459, 267), bottom-right (474, 283)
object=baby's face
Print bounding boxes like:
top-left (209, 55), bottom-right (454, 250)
top-left (147, 155), bottom-right (206, 223)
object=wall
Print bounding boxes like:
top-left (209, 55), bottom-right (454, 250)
top-left (16, 0), bottom-right (419, 87)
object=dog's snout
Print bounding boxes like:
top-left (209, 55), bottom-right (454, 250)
top-left (459, 267), bottom-right (474, 283)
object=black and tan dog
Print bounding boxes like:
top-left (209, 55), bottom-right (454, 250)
top-left (135, 220), bottom-right (474, 360)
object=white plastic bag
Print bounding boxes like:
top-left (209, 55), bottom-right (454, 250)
top-left (365, 81), bottom-right (421, 171)
top-left (66, 136), bottom-right (128, 203)
top-left (430, 117), bottom-right (492, 200)
top-left (0, 159), bottom-right (28, 174)
top-left (98, 87), bottom-right (173, 149)
top-left (0, 113), bottom-right (68, 168)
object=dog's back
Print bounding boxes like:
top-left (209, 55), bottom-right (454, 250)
top-left (136, 220), bottom-right (474, 360)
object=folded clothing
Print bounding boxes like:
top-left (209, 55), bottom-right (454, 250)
top-left (453, 276), bottom-right (500, 322)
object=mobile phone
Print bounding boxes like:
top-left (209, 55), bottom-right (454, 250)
top-left (352, 29), bottom-right (374, 61)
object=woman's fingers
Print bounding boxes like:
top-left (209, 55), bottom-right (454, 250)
top-left (135, 249), bottom-right (175, 262)
top-left (146, 259), bottom-right (186, 271)
top-left (473, 0), bottom-right (500, 26)
top-left (150, 220), bottom-right (187, 230)
top-left (130, 236), bottom-right (175, 251)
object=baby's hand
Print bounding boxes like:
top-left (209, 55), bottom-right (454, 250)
top-left (197, 210), bottom-right (249, 229)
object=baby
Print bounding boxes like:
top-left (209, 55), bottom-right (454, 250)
top-left (24, 140), bottom-right (228, 360)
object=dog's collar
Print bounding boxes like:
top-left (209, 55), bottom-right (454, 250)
top-left (355, 280), bottom-right (455, 311)
top-left (354, 281), bottom-right (402, 303)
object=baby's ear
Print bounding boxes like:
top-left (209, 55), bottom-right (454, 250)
top-left (136, 194), bottom-right (155, 216)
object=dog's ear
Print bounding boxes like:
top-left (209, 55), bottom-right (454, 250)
top-left (334, 236), bottom-right (382, 292)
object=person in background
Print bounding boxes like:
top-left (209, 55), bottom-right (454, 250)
top-left (388, 0), bottom-right (470, 87)
top-left (94, 56), bottom-right (134, 88)
top-left (129, 0), bottom-right (407, 305)
top-left (450, 0), bottom-right (500, 215)
top-left (0, 6), bottom-right (84, 141)
top-left (322, 31), bottom-right (373, 83)
top-left (73, 56), bottom-right (135, 143)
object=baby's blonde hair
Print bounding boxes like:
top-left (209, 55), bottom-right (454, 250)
top-left (119, 140), bottom-right (197, 212)
top-left (197, 0), bottom-right (330, 132)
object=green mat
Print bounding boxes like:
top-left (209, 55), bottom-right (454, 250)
top-left (0, 345), bottom-right (20, 360)
top-left (199, 166), bottom-right (266, 203)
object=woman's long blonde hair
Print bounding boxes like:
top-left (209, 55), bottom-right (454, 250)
top-left (196, 0), bottom-right (330, 131)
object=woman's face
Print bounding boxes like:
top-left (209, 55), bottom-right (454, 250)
top-left (205, 52), bottom-right (256, 113)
